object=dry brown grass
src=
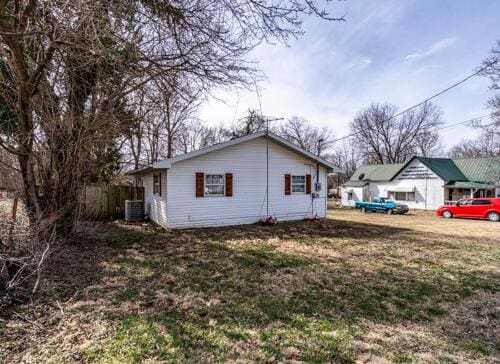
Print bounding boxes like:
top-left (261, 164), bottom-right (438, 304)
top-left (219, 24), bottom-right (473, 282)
top-left (0, 209), bottom-right (499, 363)
top-left (329, 206), bottom-right (500, 239)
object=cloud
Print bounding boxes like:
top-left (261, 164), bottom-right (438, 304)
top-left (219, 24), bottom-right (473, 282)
top-left (198, 0), bottom-right (500, 150)
top-left (405, 37), bottom-right (457, 60)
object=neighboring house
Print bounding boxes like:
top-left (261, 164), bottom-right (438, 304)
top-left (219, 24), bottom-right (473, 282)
top-left (127, 131), bottom-right (338, 229)
top-left (341, 156), bottom-right (500, 210)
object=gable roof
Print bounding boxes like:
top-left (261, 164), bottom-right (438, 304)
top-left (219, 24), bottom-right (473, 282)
top-left (394, 157), bottom-right (467, 183)
top-left (348, 163), bottom-right (404, 183)
top-left (344, 155), bottom-right (500, 186)
top-left (127, 131), bottom-right (340, 175)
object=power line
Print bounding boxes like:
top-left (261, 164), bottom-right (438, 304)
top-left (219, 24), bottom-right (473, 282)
top-left (368, 114), bottom-right (490, 154)
top-left (332, 59), bottom-right (498, 143)
top-left (435, 114), bottom-right (490, 132)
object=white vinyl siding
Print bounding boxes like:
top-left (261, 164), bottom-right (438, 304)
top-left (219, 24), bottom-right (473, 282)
top-left (166, 137), bottom-right (327, 228)
top-left (374, 160), bottom-right (444, 210)
top-left (341, 160), bottom-right (446, 210)
top-left (341, 187), bottom-right (366, 207)
top-left (153, 173), bottom-right (161, 195)
top-left (142, 171), bottom-right (168, 228)
top-left (361, 160), bottom-right (444, 210)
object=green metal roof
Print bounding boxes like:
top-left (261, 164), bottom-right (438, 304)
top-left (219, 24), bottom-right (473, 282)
top-left (349, 164), bottom-right (379, 181)
top-left (345, 156), bottom-right (500, 186)
top-left (343, 181), bottom-right (369, 187)
top-left (452, 156), bottom-right (500, 183)
top-left (445, 181), bottom-right (495, 189)
top-left (415, 157), bottom-right (467, 182)
top-left (347, 163), bottom-right (404, 183)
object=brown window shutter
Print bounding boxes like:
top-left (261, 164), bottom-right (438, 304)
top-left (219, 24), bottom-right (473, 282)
top-left (159, 172), bottom-right (162, 196)
top-left (225, 173), bottom-right (233, 197)
top-left (306, 174), bottom-right (311, 194)
top-left (196, 172), bottom-right (204, 197)
top-left (285, 174), bottom-right (291, 195)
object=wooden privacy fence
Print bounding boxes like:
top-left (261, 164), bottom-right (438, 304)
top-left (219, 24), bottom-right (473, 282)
top-left (84, 185), bottom-right (144, 220)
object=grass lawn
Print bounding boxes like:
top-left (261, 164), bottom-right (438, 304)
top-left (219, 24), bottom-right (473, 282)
top-left (1, 207), bottom-right (499, 363)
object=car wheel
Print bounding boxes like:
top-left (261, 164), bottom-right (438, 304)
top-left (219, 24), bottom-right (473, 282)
top-left (487, 212), bottom-right (499, 222)
top-left (387, 209), bottom-right (393, 215)
top-left (442, 210), bottom-right (453, 218)
top-left (361, 206), bottom-right (367, 213)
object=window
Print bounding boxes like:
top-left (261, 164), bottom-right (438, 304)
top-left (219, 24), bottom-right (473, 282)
top-left (347, 192), bottom-right (353, 201)
top-left (457, 199), bottom-right (472, 206)
top-left (471, 199), bottom-right (491, 205)
top-left (153, 173), bottom-right (161, 195)
top-left (393, 192), bottom-right (415, 201)
top-left (291, 175), bottom-right (306, 193)
top-left (205, 174), bottom-right (225, 196)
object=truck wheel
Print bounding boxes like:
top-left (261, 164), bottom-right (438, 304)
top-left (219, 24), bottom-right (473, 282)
top-left (487, 212), bottom-right (499, 222)
top-left (361, 206), bottom-right (367, 213)
top-left (386, 209), bottom-right (393, 215)
top-left (442, 210), bottom-right (453, 219)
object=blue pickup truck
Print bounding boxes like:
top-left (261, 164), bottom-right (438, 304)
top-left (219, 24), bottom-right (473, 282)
top-left (355, 197), bottom-right (409, 215)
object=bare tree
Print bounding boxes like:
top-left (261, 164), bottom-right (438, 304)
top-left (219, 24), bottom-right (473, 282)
top-left (0, 0), bottom-right (344, 229)
top-left (177, 122), bottom-right (227, 153)
top-left (0, 149), bottom-right (19, 191)
top-left (227, 109), bottom-right (268, 138)
top-left (350, 102), bottom-right (443, 164)
top-left (450, 41), bottom-right (500, 157)
top-left (449, 119), bottom-right (500, 157)
top-left (278, 116), bottom-right (335, 156)
top-left (0, 0), bottom-right (345, 305)
top-left (152, 77), bottom-right (202, 159)
top-left (333, 141), bottom-right (361, 179)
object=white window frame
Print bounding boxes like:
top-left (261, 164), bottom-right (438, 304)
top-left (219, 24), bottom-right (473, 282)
top-left (347, 192), bottom-right (353, 201)
top-left (291, 175), bottom-right (306, 193)
top-left (392, 191), bottom-right (415, 201)
top-left (153, 173), bottom-right (161, 195)
top-left (204, 174), bottom-right (225, 197)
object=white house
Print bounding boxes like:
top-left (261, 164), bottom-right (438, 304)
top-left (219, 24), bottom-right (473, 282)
top-left (341, 156), bottom-right (500, 210)
top-left (127, 131), bottom-right (338, 229)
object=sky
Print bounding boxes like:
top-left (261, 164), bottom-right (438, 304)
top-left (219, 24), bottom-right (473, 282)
top-left (198, 0), bottom-right (500, 151)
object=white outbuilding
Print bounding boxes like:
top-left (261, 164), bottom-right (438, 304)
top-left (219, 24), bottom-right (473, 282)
top-left (127, 131), bottom-right (338, 229)
top-left (341, 156), bottom-right (500, 210)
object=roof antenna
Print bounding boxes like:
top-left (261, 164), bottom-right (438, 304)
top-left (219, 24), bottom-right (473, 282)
top-left (253, 80), bottom-right (270, 217)
top-left (253, 80), bottom-right (285, 218)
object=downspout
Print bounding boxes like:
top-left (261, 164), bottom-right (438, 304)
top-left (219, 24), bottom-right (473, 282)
top-left (266, 124), bottom-right (269, 217)
top-left (424, 174), bottom-right (428, 209)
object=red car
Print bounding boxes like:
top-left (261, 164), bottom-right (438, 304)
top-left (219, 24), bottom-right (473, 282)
top-left (437, 198), bottom-right (500, 222)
